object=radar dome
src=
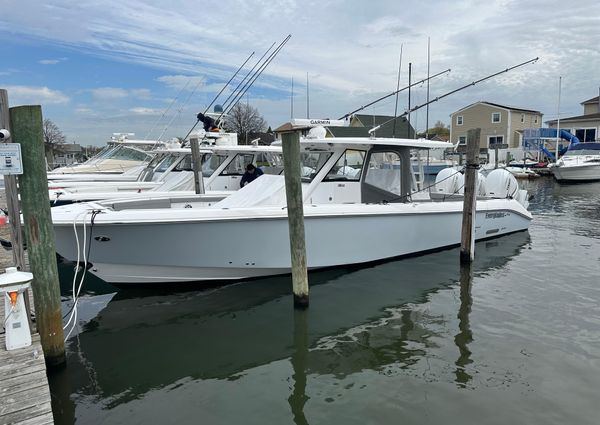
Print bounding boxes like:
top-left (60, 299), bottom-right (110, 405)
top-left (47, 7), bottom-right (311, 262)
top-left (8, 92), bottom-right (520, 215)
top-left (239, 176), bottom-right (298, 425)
top-left (214, 104), bottom-right (224, 113)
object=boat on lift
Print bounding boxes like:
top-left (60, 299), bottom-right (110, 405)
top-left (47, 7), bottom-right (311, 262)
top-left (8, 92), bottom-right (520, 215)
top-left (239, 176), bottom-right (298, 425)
top-left (51, 135), bottom-right (531, 285)
top-left (550, 143), bottom-right (600, 182)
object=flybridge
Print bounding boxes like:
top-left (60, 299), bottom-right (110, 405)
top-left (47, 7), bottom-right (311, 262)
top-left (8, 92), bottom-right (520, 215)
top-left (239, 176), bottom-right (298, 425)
top-left (291, 118), bottom-right (349, 127)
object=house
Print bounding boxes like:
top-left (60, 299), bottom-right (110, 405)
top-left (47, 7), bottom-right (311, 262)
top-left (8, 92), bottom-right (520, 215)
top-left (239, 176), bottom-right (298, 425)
top-left (546, 95), bottom-right (600, 142)
top-left (273, 114), bottom-right (415, 140)
top-left (52, 143), bottom-right (84, 167)
top-left (450, 101), bottom-right (543, 149)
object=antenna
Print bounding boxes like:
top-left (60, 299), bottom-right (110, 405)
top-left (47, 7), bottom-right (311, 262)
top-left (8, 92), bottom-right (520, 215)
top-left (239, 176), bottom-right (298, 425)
top-left (291, 76), bottom-right (294, 119)
top-left (338, 68), bottom-right (451, 120)
top-left (426, 36), bottom-right (431, 139)
top-left (392, 43), bottom-right (403, 138)
top-left (368, 57), bottom-right (540, 135)
top-left (306, 72), bottom-right (310, 119)
top-left (145, 79), bottom-right (190, 140)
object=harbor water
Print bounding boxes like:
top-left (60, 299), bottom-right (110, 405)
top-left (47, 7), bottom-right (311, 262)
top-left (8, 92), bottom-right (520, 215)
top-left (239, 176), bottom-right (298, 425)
top-left (47, 176), bottom-right (599, 424)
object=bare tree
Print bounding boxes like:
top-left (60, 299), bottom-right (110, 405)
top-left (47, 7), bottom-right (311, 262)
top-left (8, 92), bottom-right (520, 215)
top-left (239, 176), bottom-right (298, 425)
top-left (43, 119), bottom-right (66, 165)
top-left (223, 104), bottom-right (268, 144)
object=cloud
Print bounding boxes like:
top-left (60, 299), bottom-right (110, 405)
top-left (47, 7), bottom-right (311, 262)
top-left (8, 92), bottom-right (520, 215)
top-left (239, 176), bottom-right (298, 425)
top-left (129, 107), bottom-right (161, 115)
top-left (39, 59), bottom-right (60, 65)
top-left (89, 87), bottom-right (151, 100)
top-left (5, 85), bottom-right (70, 105)
top-left (156, 75), bottom-right (205, 91)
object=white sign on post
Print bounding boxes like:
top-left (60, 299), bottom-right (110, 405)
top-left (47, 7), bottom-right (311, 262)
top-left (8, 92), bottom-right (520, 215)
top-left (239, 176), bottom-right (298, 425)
top-left (0, 143), bottom-right (23, 175)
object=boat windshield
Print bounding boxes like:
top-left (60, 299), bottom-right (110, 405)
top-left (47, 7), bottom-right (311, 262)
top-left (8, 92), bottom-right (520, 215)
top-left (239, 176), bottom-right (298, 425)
top-left (106, 146), bottom-right (152, 162)
top-left (324, 150), bottom-right (365, 181)
top-left (300, 152), bottom-right (333, 182)
top-left (564, 149), bottom-right (600, 156)
top-left (202, 153), bottom-right (227, 177)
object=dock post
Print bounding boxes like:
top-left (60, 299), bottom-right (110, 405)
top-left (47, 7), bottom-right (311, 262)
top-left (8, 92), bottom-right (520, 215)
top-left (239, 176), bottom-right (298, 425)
top-left (281, 131), bottom-right (309, 308)
top-left (10, 105), bottom-right (65, 367)
top-left (460, 128), bottom-right (480, 263)
top-left (190, 138), bottom-right (205, 194)
top-left (0, 91), bottom-right (26, 271)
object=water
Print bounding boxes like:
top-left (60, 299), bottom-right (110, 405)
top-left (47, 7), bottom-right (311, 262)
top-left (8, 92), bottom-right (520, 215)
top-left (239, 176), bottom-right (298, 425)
top-left (50, 177), bottom-right (600, 424)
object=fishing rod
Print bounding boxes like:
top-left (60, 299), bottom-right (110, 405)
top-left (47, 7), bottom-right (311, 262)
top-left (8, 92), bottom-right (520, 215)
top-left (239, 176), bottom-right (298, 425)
top-left (338, 67), bottom-right (451, 120)
top-left (204, 51), bottom-right (255, 115)
top-left (218, 34), bottom-right (292, 124)
top-left (181, 51), bottom-right (255, 141)
top-left (218, 42), bottom-right (276, 116)
top-left (145, 79), bottom-right (190, 140)
top-left (368, 57), bottom-right (540, 135)
top-left (157, 75), bottom-right (206, 142)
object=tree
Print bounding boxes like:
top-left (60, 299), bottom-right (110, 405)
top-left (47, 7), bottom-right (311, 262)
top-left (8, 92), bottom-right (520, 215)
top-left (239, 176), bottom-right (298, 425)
top-left (223, 104), bottom-right (268, 144)
top-left (419, 120), bottom-right (450, 139)
top-left (43, 119), bottom-right (66, 165)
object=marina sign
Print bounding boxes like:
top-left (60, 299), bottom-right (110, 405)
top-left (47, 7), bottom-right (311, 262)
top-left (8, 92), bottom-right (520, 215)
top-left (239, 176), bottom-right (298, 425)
top-left (0, 143), bottom-right (23, 175)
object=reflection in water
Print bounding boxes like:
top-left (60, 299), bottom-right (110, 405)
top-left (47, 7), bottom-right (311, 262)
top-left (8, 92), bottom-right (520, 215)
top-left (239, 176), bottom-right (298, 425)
top-left (454, 264), bottom-right (473, 388)
top-left (289, 309), bottom-right (309, 425)
top-left (52, 231), bottom-right (531, 424)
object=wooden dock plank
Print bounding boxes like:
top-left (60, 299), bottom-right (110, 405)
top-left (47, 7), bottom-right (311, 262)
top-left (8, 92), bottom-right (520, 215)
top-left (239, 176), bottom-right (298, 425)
top-left (1, 291), bottom-right (54, 424)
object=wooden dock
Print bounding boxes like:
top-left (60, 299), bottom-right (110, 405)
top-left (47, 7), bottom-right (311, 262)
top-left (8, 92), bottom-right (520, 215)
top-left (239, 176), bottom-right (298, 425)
top-left (0, 290), bottom-right (54, 425)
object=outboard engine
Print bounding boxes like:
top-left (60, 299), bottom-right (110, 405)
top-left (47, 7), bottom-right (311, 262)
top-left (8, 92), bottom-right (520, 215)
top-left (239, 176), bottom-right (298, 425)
top-left (434, 167), bottom-right (463, 196)
top-left (477, 171), bottom-right (487, 197)
top-left (485, 169), bottom-right (519, 198)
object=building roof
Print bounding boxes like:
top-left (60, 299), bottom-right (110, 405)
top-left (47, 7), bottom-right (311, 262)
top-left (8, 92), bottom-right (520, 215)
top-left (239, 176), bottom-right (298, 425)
top-left (581, 96), bottom-right (599, 105)
top-left (546, 112), bottom-right (600, 124)
top-left (451, 101), bottom-right (542, 116)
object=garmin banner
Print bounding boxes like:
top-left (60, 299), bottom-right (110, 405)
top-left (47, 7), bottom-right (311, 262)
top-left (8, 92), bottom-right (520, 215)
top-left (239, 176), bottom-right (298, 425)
top-left (291, 118), bottom-right (349, 127)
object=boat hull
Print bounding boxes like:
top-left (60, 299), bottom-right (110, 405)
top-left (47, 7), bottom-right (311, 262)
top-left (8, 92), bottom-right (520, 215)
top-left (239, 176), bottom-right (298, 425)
top-left (54, 201), bottom-right (531, 284)
top-left (551, 164), bottom-right (600, 182)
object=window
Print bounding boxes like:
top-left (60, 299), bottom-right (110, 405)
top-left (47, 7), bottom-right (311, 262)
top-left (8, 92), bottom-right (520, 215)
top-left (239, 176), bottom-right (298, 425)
top-left (534, 116), bottom-right (538, 124)
top-left (202, 153), bottom-right (227, 177)
top-left (520, 114), bottom-right (524, 123)
top-left (456, 115), bottom-right (463, 126)
top-left (300, 152), bottom-right (332, 181)
top-left (488, 136), bottom-right (504, 146)
top-left (154, 154), bottom-right (178, 173)
top-left (324, 150), bottom-right (365, 181)
top-left (221, 153), bottom-right (255, 175)
top-left (365, 152), bottom-right (402, 195)
top-left (173, 154), bottom-right (192, 172)
top-left (458, 136), bottom-right (467, 145)
top-left (492, 112), bottom-right (501, 123)
top-left (575, 128), bottom-right (597, 143)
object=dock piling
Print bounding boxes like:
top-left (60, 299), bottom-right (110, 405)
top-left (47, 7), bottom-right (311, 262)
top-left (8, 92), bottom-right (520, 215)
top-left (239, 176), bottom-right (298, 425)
top-left (10, 105), bottom-right (65, 367)
top-left (281, 131), bottom-right (309, 308)
top-left (190, 137), bottom-right (205, 194)
top-left (460, 128), bottom-right (480, 263)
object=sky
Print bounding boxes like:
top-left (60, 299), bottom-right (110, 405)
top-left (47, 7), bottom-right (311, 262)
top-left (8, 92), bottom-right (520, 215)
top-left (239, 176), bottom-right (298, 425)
top-left (0, 0), bottom-right (599, 146)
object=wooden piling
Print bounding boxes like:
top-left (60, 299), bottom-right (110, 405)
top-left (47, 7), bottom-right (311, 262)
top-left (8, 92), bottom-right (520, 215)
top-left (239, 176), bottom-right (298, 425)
top-left (190, 138), bottom-right (205, 194)
top-left (460, 128), bottom-right (480, 263)
top-left (10, 105), bottom-right (65, 367)
top-left (281, 131), bottom-right (309, 308)
top-left (0, 90), bottom-right (26, 271)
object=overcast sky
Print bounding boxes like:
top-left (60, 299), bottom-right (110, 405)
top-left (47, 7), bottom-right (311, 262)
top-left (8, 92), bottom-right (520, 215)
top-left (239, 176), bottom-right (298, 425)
top-left (1, 0), bottom-right (599, 145)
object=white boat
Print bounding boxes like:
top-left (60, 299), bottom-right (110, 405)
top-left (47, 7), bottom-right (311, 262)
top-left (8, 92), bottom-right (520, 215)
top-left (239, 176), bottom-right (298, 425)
top-left (550, 143), bottom-right (600, 182)
top-left (49, 144), bottom-right (283, 205)
top-left (47, 134), bottom-right (169, 181)
top-left (51, 136), bottom-right (531, 285)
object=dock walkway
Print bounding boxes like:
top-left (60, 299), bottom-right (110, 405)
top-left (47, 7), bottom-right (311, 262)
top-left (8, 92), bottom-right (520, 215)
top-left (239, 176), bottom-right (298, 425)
top-left (0, 291), bottom-right (54, 425)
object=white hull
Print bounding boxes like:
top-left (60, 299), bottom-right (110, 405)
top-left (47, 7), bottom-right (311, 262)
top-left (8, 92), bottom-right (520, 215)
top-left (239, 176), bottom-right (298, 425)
top-left (54, 201), bottom-right (531, 284)
top-left (551, 164), bottom-right (600, 181)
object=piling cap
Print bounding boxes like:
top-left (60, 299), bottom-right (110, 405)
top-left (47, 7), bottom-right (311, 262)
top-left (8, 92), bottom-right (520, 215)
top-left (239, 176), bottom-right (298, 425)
top-left (0, 267), bottom-right (33, 287)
